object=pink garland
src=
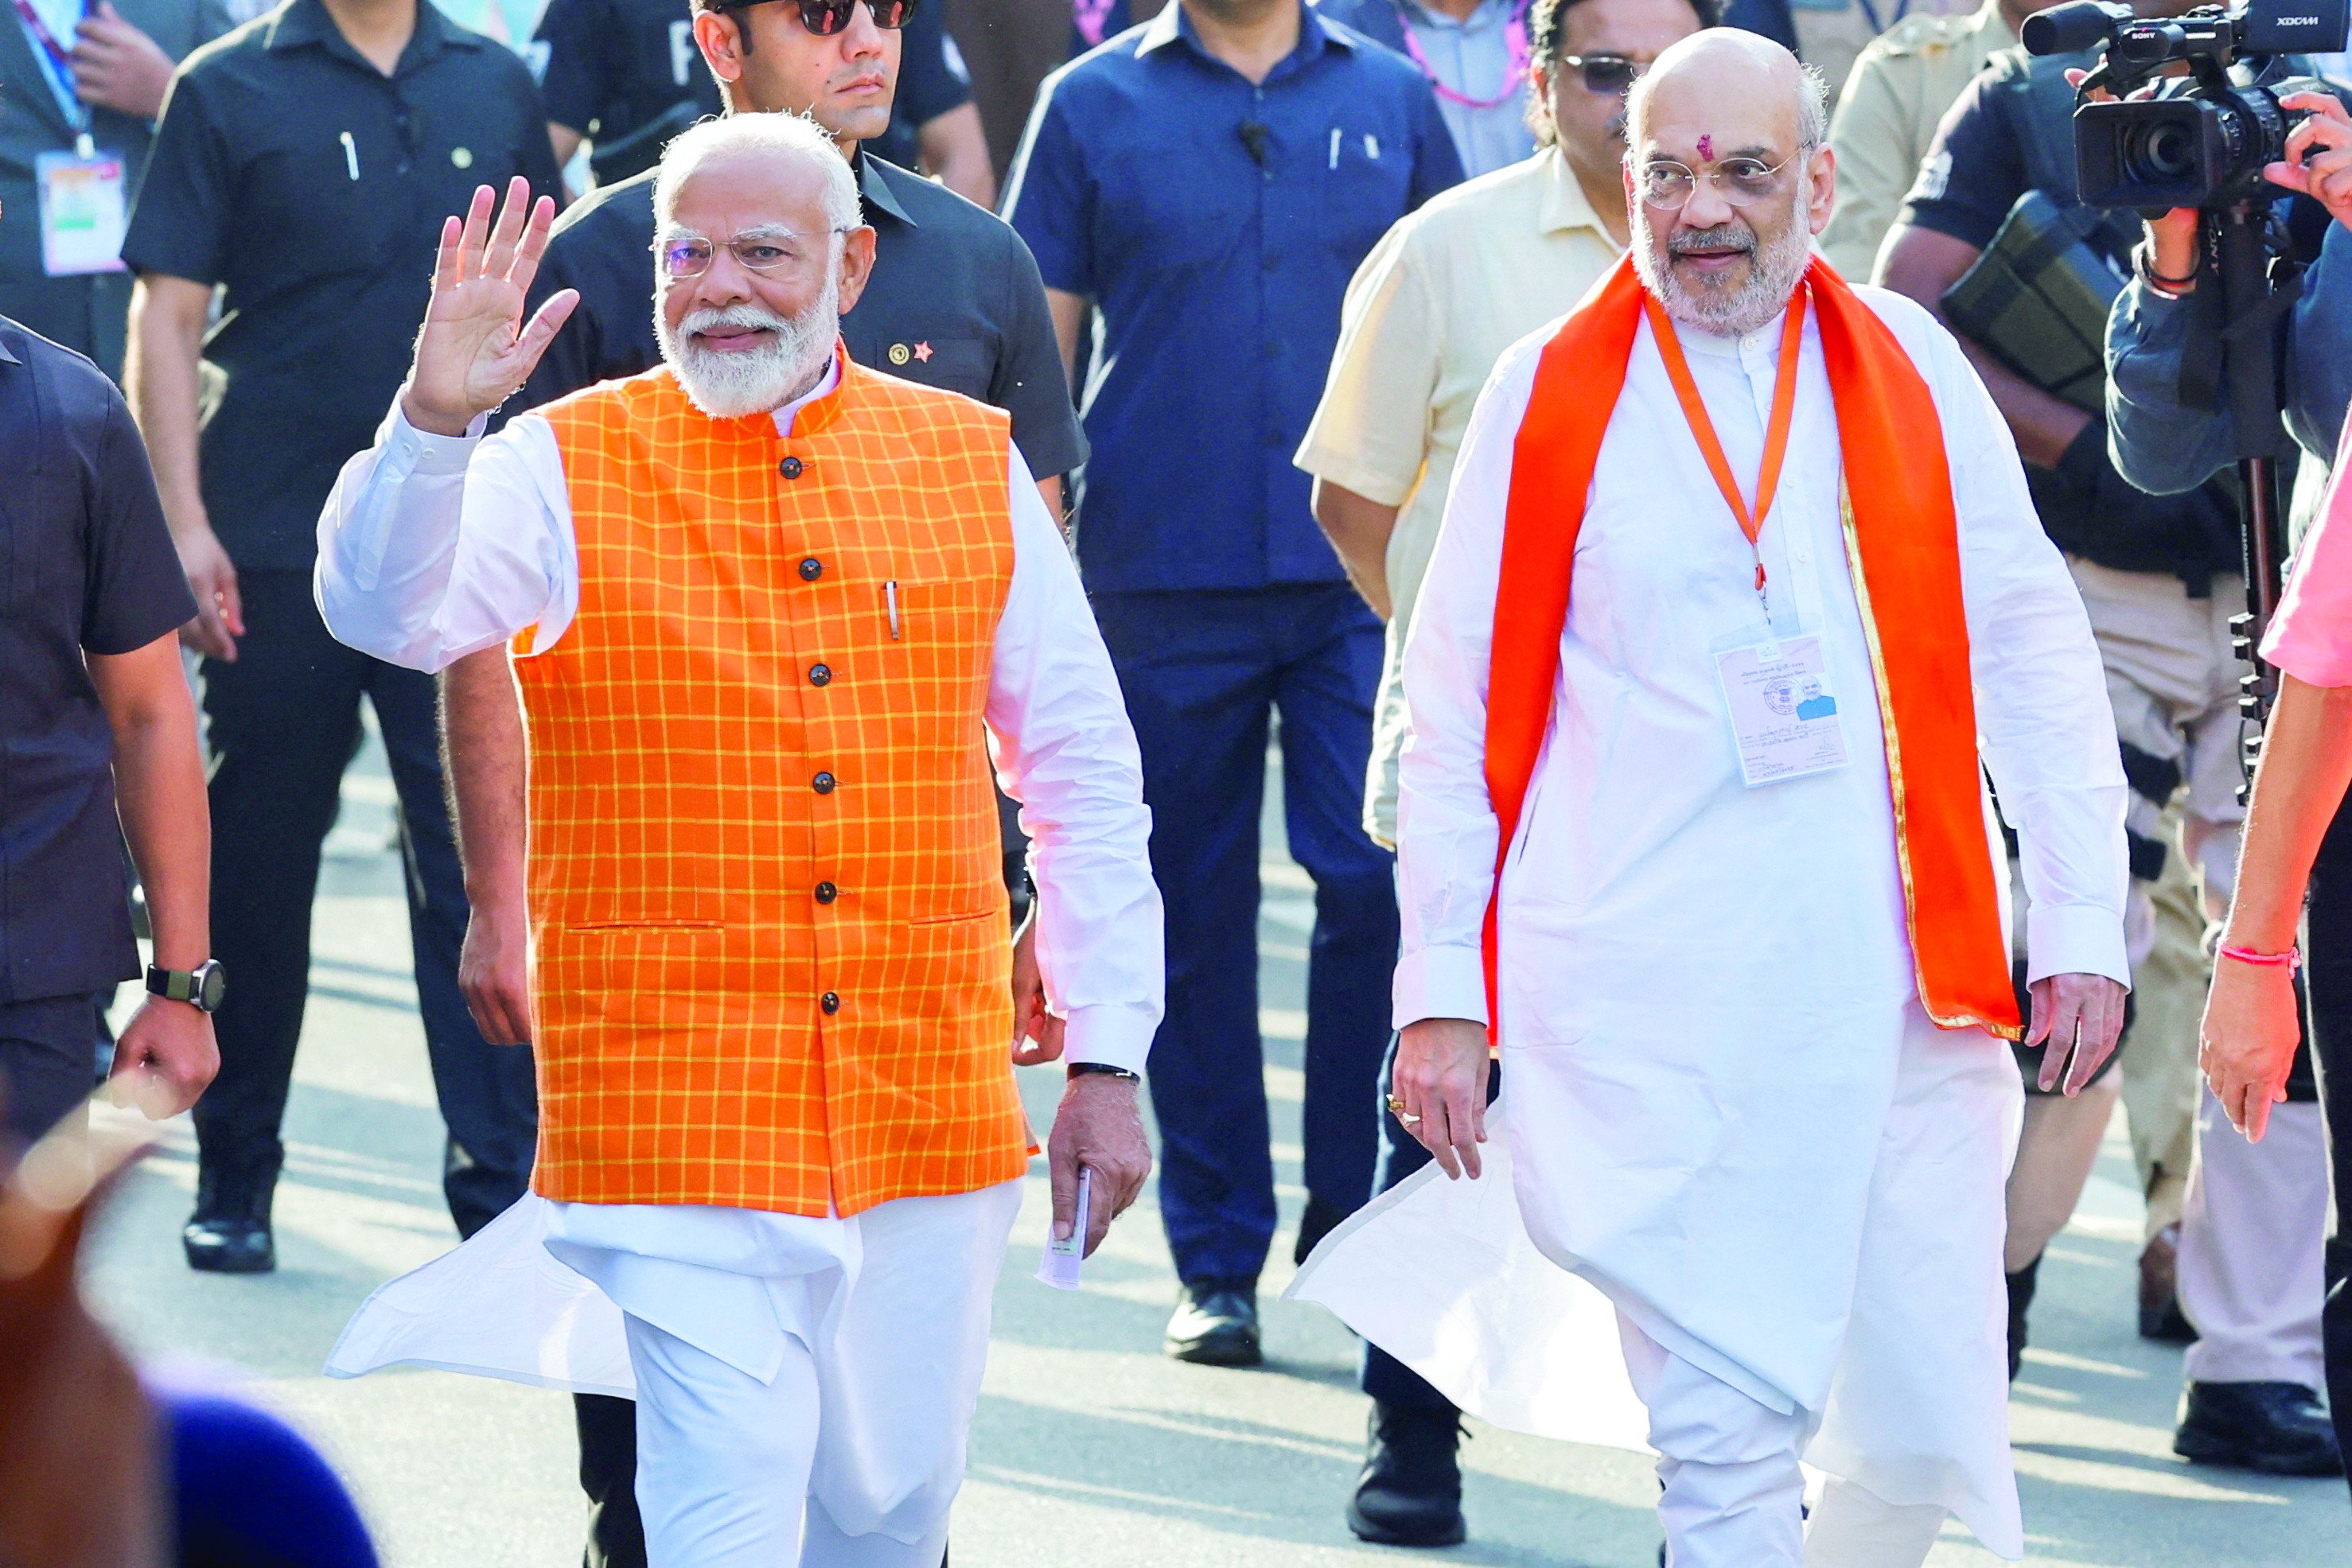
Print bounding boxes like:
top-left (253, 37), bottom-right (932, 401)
top-left (1398, 0), bottom-right (1531, 111)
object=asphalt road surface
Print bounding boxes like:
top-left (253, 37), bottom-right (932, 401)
top-left (83, 719), bottom-right (2349, 1566)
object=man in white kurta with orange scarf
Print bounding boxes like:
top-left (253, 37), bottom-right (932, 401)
top-left (1303, 30), bottom-right (2131, 1568)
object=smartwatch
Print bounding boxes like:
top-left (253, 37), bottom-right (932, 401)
top-left (148, 959), bottom-right (227, 1014)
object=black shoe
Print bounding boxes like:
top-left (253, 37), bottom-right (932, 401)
top-left (1165, 1280), bottom-right (1261, 1366)
top-left (2005, 1255), bottom-right (2040, 1382)
top-left (2175, 1382), bottom-right (2345, 1477)
top-left (1346, 1402), bottom-right (1466, 1547)
top-left (1293, 1194), bottom-right (1349, 1266)
top-left (184, 1173), bottom-right (276, 1274)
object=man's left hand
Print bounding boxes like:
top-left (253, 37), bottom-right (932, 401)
top-left (72, 4), bottom-right (174, 121)
top-left (1010, 912), bottom-right (1064, 1066)
top-left (2026, 972), bottom-right (2128, 1095)
top-left (107, 998), bottom-right (217, 1119)
top-left (1046, 1072), bottom-right (1151, 1259)
top-left (2268, 92), bottom-right (2352, 231)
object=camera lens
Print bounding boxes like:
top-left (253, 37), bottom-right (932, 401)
top-left (2127, 119), bottom-right (2198, 183)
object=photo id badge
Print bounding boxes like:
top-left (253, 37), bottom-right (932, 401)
top-left (36, 150), bottom-right (129, 277)
top-left (1715, 634), bottom-right (1848, 788)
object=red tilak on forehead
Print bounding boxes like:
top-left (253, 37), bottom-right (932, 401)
top-left (1697, 133), bottom-right (1713, 160)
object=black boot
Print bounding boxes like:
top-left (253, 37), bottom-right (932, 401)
top-left (2175, 1382), bottom-right (2346, 1477)
top-left (183, 1166), bottom-right (275, 1274)
top-left (1165, 1280), bottom-right (1261, 1366)
top-left (2005, 1254), bottom-right (2040, 1382)
top-left (1346, 1402), bottom-right (1466, 1547)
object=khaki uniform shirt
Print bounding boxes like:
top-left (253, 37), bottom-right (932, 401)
top-left (1819, 0), bottom-right (2015, 281)
top-left (1295, 147), bottom-right (1620, 846)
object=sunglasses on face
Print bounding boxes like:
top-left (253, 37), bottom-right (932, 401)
top-left (1557, 53), bottom-right (1646, 92)
top-left (715, 0), bottom-right (917, 37)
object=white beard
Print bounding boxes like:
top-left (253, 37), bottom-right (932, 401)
top-left (656, 275), bottom-right (840, 420)
top-left (1633, 181), bottom-right (1814, 339)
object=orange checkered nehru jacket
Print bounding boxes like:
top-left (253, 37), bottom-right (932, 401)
top-left (520, 355), bottom-right (1026, 1216)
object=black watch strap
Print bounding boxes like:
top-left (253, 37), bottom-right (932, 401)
top-left (148, 959), bottom-right (226, 1014)
top-left (1066, 1060), bottom-right (1141, 1083)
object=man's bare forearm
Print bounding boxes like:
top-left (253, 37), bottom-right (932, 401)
top-left (2225, 675), bottom-right (2352, 953)
top-left (1310, 479), bottom-right (1399, 621)
top-left (124, 277), bottom-right (213, 535)
top-left (92, 636), bottom-right (210, 970)
top-left (440, 647), bottom-right (531, 912)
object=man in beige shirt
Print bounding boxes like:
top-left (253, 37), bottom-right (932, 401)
top-left (1291, 0), bottom-right (1701, 1547)
top-left (1817, 0), bottom-right (2017, 278)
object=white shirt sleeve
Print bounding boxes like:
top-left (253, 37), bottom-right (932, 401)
top-left (313, 404), bottom-right (579, 674)
top-left (986, 445), bottom-right (1166, 1074)
top-left (1931, 329), bottom-right (2133, 988)
top-left (1388, 337), bottom-right (1545, 1030)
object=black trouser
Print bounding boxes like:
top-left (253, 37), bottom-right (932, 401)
top-left (1360, 1033), bottom-right (1501, 1413)
top-left (2307, 796), bottom-right (2352, 1490)
top-left (192, 571), bottom-right (536, 1238)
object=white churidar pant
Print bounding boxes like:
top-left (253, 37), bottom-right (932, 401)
top-left (325, 1181), bottom-right (1023, 1566)
top-left (1290, 1004), bottom-right (2024, 1566)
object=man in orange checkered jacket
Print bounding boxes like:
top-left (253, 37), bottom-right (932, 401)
top-left (311, 111), bottom-right (1163, 1566)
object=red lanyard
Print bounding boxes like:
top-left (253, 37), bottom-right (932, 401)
top-left (10, 0), bottom-right (76, 65)
top-left (1642, 288), bottom-right (1807, 606)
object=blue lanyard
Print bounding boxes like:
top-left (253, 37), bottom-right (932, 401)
top-left (12, 0), bottom-right (94, 133)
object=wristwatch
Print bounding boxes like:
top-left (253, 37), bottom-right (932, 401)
top-left (147, 959), bottom-right (227, 1014)
top-left (1067, 1060), bottom-right (1141, 1084)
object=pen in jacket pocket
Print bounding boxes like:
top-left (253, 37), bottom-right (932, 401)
top-left (884, 579), bottom-right (901, 640)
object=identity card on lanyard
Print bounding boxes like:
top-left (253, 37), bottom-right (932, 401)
top-left (14, 0), bottom-right (129, 276)
top-left (1645, 289), bottom-right (1848, 788)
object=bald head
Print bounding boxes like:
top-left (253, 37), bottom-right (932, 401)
top-left (1621, 28), bottom-right (1835, 336)
top-left (1625, 29), bottom-right (1827, 159)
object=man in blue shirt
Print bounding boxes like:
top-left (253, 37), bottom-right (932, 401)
top-left (1007, 0), bottom-right (1458, 1365)
top-left (2108, 96), bottom-right (2352, 1488)
top-left (1315, 0), bottom-right (1539, 177)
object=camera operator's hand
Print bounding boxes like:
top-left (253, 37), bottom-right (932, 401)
top-left (2265, 91), bottom-right (2352, 232)
top-left (2065, 67), bottom-right (2202, 286)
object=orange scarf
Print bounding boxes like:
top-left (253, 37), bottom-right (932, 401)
top-left (1481, 253), bottom-right (2020, 1042)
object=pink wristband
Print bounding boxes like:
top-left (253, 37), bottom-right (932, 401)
top-left (2218, 942), bottom-right (2302, 971)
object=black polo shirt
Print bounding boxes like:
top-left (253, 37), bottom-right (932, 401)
top-left (862, 0), bottom-right (972, 174)
top-left (0, 317), bottom-right (197, 1002)
top-left (514, 147), bottom-right (1084, 478)
top-left (534, 0), bottom-right (724, 146)
top-left (122, 0), bottom-right (563, 573)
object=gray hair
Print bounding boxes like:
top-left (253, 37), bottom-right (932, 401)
top-left (1624, 50), bottom-right (1832, 153)
top-left (652, 112), bottom-right (862, 236)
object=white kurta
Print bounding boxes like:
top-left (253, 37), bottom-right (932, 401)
top-left (1293, 287), bottom-right (2128, 1561)
top-left (313, 365), bottom-right (1164, 1432)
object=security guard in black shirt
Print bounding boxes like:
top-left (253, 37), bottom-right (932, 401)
top-left (1879, 37), bottom-right (2345, 1479)
top-left (119, 0), bottom-right (562, 1274)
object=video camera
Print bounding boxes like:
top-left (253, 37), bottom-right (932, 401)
top-left (2023, 0), bottom-right (2346, 208)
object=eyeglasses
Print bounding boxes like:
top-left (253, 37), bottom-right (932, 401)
top-left (656, 227), bottom-right (849, 279)
top-left (1634, 151), bottom-right (1803, 211)
top-left (1556, 52), bottom-right (1646, 93)
top-left (713, 0), bottom-right (916, 36)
